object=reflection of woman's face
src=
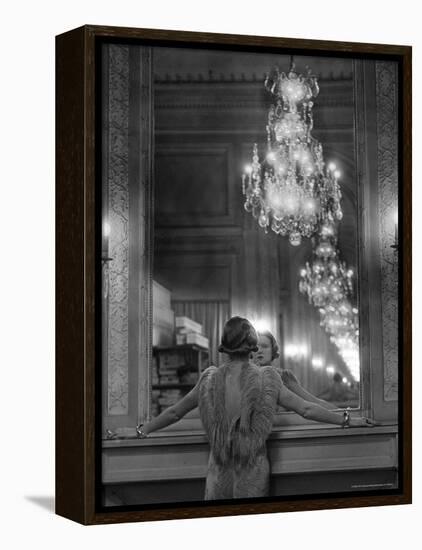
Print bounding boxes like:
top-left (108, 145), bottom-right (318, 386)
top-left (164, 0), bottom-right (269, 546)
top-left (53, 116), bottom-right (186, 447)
top-left (253, 335), bottom-right (273, 366)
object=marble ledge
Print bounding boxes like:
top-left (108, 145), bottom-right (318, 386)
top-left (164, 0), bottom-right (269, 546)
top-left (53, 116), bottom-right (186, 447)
top-left (103, 423), bottom-right (398, 449)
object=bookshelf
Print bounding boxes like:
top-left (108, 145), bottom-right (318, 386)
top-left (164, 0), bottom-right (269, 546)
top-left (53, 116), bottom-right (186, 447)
top-left (152, 344), bottom-right (209, 415)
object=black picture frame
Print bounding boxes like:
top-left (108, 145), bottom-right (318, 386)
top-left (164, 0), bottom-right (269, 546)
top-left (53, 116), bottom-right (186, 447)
top-left (56, 25), bottom-right (412, 525)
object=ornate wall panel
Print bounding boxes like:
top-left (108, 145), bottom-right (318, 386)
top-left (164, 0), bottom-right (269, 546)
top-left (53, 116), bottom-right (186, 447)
top-left (376, 61), bottom-right (399, 401)
top-left (106, 45), bottom-right (130, 415)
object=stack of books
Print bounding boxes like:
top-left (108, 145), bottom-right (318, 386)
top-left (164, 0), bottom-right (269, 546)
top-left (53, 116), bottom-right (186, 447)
top-left (157, 351), bottom-right (184, 385)
top-left (151, 355), bottom-right (159, 386)
top-left (153, 349), bottom-right (183, 413)
top-left (175, 316), bottom-right (209, 349)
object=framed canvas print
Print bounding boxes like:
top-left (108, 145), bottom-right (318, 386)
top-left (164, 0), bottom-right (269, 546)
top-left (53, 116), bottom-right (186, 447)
top-left (56, 25), bottom-right (411, 525)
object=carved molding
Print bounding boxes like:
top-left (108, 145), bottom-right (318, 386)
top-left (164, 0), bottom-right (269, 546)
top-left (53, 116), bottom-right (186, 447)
top-left (155, 99), bottom-right (354, 110)
top-left (376, 61), bottom-right (399, 401)
top-left (155, 78), bottom-right (354, 112)
top-left (154, 72), bottom-right (353, 84)
top-left (138, 46), bottom-right (154, 423)
top-left (107, 45), bottom-right (130, 415)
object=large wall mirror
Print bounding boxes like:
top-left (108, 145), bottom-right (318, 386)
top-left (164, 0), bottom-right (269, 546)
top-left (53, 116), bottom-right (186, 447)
top-left (153, 48), bottom-right (361, 418)
top-left (101, 44), bottom-right (398, 434)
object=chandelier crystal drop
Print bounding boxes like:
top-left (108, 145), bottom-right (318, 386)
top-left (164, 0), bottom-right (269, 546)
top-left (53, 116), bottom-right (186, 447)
top-left (242, 62), bottom-right (343, 246)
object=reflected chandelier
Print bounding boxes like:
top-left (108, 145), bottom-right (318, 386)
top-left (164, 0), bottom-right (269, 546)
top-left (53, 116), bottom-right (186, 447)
top-left (298, 222), bottom-right (360, 379)
top-left (298, 221), bottom-right (354, 308)
top-left (242, 61), bottom-right (343, 246)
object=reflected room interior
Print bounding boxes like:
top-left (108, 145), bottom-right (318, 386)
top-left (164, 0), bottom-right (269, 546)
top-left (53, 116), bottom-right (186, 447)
top-left (152, 48), bottom-right (360, 418)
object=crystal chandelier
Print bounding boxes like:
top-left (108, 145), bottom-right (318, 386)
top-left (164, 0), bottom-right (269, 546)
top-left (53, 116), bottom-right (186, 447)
top-left (298, 223), bottom-right (360, 379)
top-left (242, 61), bottom-right (343, 246)
top-left (298, 221), bottom-right (354, 308)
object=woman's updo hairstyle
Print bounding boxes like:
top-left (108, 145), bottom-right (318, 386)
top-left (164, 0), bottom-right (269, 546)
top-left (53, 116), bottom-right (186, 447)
top-left (258, 330), bottom-right (280, 361)
top-left (218, 316), bottom-right (258, 355)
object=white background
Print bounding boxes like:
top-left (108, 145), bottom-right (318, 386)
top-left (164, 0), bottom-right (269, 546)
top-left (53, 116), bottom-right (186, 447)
top-left (0, 0), bottom-right (419, 547)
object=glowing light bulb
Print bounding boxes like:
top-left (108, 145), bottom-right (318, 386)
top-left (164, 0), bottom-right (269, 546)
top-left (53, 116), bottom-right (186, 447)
top-left (253, 319), bottom-right (271, 333)
top-left (312, 357), bottom-right (323, 369)
top-left (334, 170), bottom-right (341, 179)
top-left (298, 344), bottom-right (308, 357)
top-left (266, 152), bottom-right (276, 163)
top-left (328, 162), bottom-right (336, 171)
top-left (285, 344), bottom-right (298, 358)
top-left (303, 198), bottom-right (317, 214)
top-left (245, 164), bottom-right (253, 174)
top-left (321, 223), bottom-right (334, 236)
top-left (103, 221), bottom-right (110, 238)
top-left (267, 189), bottom-right (283, 209)
top-left (285, 196), bottom-right (299, 214)
top-left (342, 377), bottom-right (348, 384)
top-left (326, 365), bottom-right (335, 374)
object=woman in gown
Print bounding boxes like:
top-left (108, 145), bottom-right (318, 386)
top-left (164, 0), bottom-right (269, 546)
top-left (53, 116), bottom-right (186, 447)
top-left (137, 316), bottom-right (375, 500)
top-left (252, 330), bottom-right (335, 410)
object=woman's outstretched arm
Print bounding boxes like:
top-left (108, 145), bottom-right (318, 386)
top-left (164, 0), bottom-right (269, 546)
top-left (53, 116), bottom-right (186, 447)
top-left (141, 384), bottom-right (199, 436)
top-left (281, 370), bottom-right (335, 410)
top-left (277, 383), bottom-right (375, 427)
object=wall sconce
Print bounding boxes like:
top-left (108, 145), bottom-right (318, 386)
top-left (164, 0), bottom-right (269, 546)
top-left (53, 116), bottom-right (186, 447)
top-left (391, 211), bottom-right (398, 251)
top-left (102, 220), bottom-right (113, 299)
top-left (103, 220), bottom-right (111, 238)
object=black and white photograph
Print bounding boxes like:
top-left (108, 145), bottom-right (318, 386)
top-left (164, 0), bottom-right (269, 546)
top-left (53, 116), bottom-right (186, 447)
top-left (2, 0), bottom-right (421, 543)
top-left (100, 41), bottom-right (401, 508)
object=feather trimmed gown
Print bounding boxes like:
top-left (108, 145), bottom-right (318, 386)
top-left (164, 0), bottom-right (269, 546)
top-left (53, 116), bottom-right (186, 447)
top-left (198, 362), bottom-right (282, 500)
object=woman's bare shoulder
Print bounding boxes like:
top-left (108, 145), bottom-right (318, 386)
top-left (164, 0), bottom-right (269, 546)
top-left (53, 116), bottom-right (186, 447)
top-left (199, 365), bottom-right (218, 381)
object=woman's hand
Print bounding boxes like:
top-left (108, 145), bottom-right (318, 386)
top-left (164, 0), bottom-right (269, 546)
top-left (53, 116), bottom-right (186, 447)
top-left (349, 416), bottom-right (377, 428)
top-left (280, 369), bottom-right (300, 388)
top-left (136, 423), bottom-right (149, 438)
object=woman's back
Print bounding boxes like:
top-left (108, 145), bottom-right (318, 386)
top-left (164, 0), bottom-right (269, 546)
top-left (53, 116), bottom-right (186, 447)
top-left (198, 361), bottom-right (282, 499)
top-left (223, 363), bottom-right (243, 425)
top-left (198, 361), bottom-right (281, 478)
